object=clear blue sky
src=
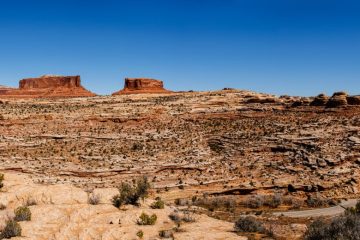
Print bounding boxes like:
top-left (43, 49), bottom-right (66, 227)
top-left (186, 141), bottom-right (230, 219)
top-left (0, 0), bottom-right (359, 96)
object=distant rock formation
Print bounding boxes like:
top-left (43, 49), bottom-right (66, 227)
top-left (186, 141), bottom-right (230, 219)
top-left (326, 92), bottom-right (348, 108)
top-left (307, 92), bottom-right (360, 108)
top-left (0, 85), bottom-right (15, 95)
top-left (310, 94), bottom-right (329, 106)
top-left (19, 75), bottom-right (81, 89)
top-left (0, 75), bottom-right (95, 98)
top-left (347, 96), bottom-right (360, 105)
top-left (112, 78), bottom-right (172, 95)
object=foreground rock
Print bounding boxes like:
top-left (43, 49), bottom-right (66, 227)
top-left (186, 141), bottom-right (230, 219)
top-left (112, 78), bottom-right (172, 95)
top-left (0, 75), bottom-right (95, 98)
top-left (0, 172), bottom-right (244, 240)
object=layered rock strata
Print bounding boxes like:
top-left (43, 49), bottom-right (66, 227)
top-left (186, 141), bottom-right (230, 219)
top-left (112, 78), bottom-right (172, 95)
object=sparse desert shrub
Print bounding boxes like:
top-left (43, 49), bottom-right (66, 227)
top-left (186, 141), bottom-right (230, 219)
top-left (112, 176), bottom-right (150, 208)
top-left (182, 210), bottom-right (196, 223)
top-left (14, 206), bottom-right (31, 221)
top-left (245, 195), bottom-right (264, 209)
top-left (194, 196), bottom-right (236, 212)
top-left (174, 198), bottom-right (191, 206)
top-left (151, 198), bottom-right (165, 209)
top-left (136, 230), bottom-right (144, 238)
top-left (304, 213), bottom-right (360, 240)
top-left (137, 212), bottom-right (157, 225)
top-left (159, 229), bottom-right (174, 238)
top-left (347, 200), bottom-right (360, 214)
top-left (283, 196), bottom-right (303, 209)
top-left (0, 220), bottom-right (21, 239)
top-left (306, 195), bottom-right (327, 208)
top-left (0, 173), bottom-right (4, 189)
top-left (234, 216), bottom-right (265, 233)
top-left (264, 194), bottom-right (282, 208)
top-left (169, 211), bottom-right (182, 225)
top-left (88, 194), bottom-right (100, 205)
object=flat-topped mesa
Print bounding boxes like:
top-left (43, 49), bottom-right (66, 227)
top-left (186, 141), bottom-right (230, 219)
top-left (0, 75), bottom-right (96, 98)
top-left (19, 75), bottom-right (81, 89)
top-left (112, 78), bottom-right (172, 95)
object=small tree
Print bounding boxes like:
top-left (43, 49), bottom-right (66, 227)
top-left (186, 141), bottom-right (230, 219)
top-left (112, 176), bottom-right (150, 208)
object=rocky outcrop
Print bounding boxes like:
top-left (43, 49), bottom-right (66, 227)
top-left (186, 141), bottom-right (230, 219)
top-left (0, 75), bottom-right (95, 98)
top-left (326, 92), bottom-right (348, 108)
top-left (310, 94), bottom-right (329, 106)
top-left (19, 75), bottom-right (81, 89)
top-left (0, 85), bottom-right (15, 95)
top-left (308, 92), bottom-right (360, 108)
top-left (112, 78), bottom-right (172, 95)
top-left (246, 96), bottom-right (277, 104)
top-left (347, 96), bottom-right (360, 105)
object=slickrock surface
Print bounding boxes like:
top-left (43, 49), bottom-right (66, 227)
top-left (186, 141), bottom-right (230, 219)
top-left (112, 78), bottom-right (172, 95)
top-left (0, 75), bottom-right (95, 98)
top-left (0, 173), bottom-right (243, 240)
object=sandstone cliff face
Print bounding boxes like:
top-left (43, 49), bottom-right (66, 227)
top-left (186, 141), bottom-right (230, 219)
top-left (0, 75), bottom-right (95, 98)
top-left (19, 75), bottom-right (81, 89)
top-left (112, 78), bottom-right (171, 95)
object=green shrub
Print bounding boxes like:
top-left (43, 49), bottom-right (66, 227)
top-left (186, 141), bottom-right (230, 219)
top-left (136, 230), bottom-right (144, 238)
top-left (14, 206), bottom-right (31, 221)
top-left (0, 220), bottom-right (21, 239)
top-left (234, 216), bottom-right (265, 233)
top-left (112, 176), bottom-right (150, 208)
top-left (151, 198), bottom-right (165, 209)
top-left (137, 212), bottom-right (157, 225)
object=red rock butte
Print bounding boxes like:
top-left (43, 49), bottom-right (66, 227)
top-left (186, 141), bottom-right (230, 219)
top-left (112, 78), bottom-right (172, 95)
top-left (0, 75), bottom-right (95, 98)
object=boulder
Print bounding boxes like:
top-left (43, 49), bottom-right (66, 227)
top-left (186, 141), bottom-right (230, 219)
top-left (310, 94), bottom-right (329, 106)
top-left (112, 78), bottom-right (172, 95)
top-left (326, 92), bottom-right (348, 108)
top-left (347, 96), bottom-right (360, 105)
